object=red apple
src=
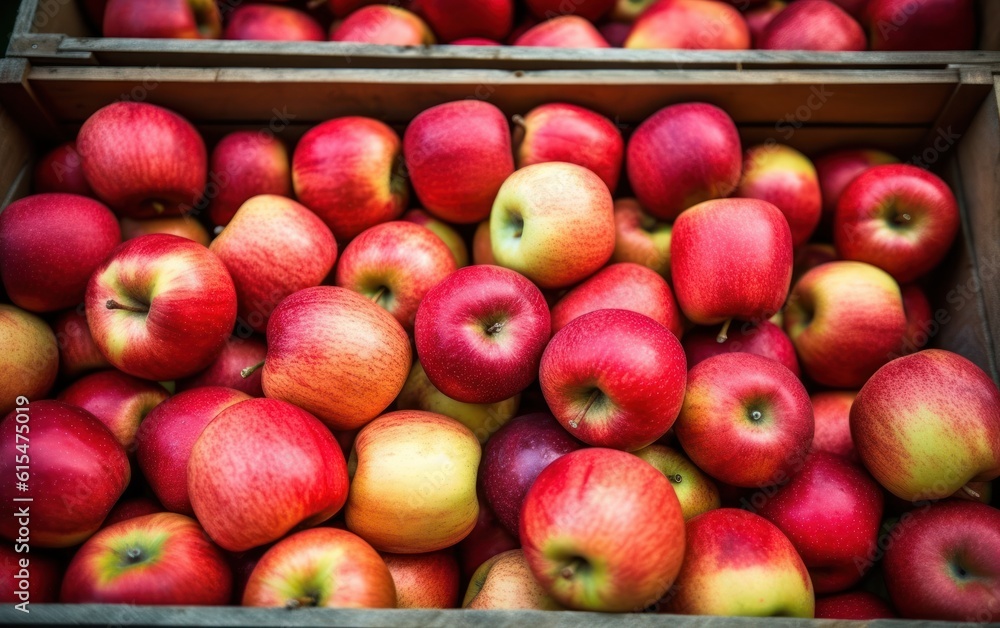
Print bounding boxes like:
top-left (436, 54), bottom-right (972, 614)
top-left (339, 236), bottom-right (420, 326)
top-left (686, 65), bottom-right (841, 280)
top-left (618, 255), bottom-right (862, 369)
top-left (403, 208), bottom-right (469, 267)
top-left (458, 495), bottom-right (520, 578)
top-left (51, 309), bottom-right (110, 379)
top-left (463, 549), bottom-right (562, 609)
top-left (415, 0), bottom-right (514, 42)
top-left (33, 142), bottom-right (93, 196)
top-left (513, 16), bottom-right (610, 47)
top-left (683, 320), bottom-right (800, 377)
top-left (450, 37), bottom-right (503, 45)
top-left (524, 0), bottom-right (615, 21)
top-left (899, 283), bottom-right (933, 355)
top-left (814, 148), bottom-right (898, 233)
top-left (736, 143), bottom-right (822, 247)
top-left (867, 0), bottom-right (975, 50)
top-left (0, 544), bottom-right (61, 605)
top-left (382, 550), bottom-right (460, 608)
top-left (598, 21), bottom-right (632, 46)
top-left (0, 306), bottom-right (58, 415)
top-left (330, 6), bottom-right (436, 45)
top-left (102, 496), bottom-right (164, 527)
top-left (810, 390), bottom-right (858, 463)
top-left (745, 0), bottom-right (786, 46)
top-left (610, 197), bottom-right (672, 276)
top-left (103, 0), bottom-right (221, 38)
top-left (207, 131), bottom-right (292, 227)
top-left (176, 335), bottom-right (267, 397)
top-left (625, 0), bottom-right (751, 49)
top-left (634, 444), bottom-right (721, 520)
top-left (759, 0), bottom-right (866, 50)
top-left (792, 242), bottom-right (838, 283)
top-left (224, 4), bottom-right (324, 41)
top-left (120, 216), bottom-right (211, 246)
top-left (815, 591), bottom-right (896, 619)
top-left (473, 220), bottom-right (496, 265)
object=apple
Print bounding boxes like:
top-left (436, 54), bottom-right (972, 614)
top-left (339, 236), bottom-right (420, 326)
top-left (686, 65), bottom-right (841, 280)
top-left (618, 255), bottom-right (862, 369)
top-left (599, 21), bottom-right (632, 46)
top-left (472, 220), bottom-right (496, 265)
top-left (244, 527), bottom-right (396, 608)
top-left (404, 101), bottom-right (514, 224)
top-left (121, 216), bottom-right (211, 246)
top-left (525, 0), bottom-right (615, 21)
top-left (293, 117), bottom-right (407, 240)
top-left (0, 401), bottom-right (129, 548)
top-left (176, 335), bottom-right (267, 397)
top-left (259, 286), bottom-right (411, 430)
top-left (634, 444), bottom-right (721, 520)
top-left (102, 0), bottom-right (221, 38)
top-left (513, 16), bottom-right (610, 47)
top-left (514, 103), bottom-right (623, 193)
top-left (403, 208), bottom-right (469, 267)
top-left (867, 0), bottom-right (975, 50)
top-left (759, 0), bottom-right (866, 50)
top-left (0, 193), bottom-right (120, 313)
top-left (464, 549), bottom-right (562, 610)
top-left (810, 390), bottom-right (858, 463)
top-left (33, 142), bottom-right (93, 196)
top-left (0, 306), bottom-right (59, 415)
top-left (136, 386), bottom-right (250, 515)
top-left (899, 283), bottom-right (933, 355)
top-left (330, 6), bottom-right (436, 45)
top-left (327, 0), bottom-right (381, 17)
top-left (610, 198), bottom-right (672, 276)
top-left (51, 309), bottom-right (110, 379)
top-left (224, 4), bottom-right (324, 41)
top-left (850, 349), bottom-right (1000, 502)
top-left (396, 361), bottom-right (521, 444)
top-left (481, 412), bottom-right (583, 537)
top-left (625, 0), bottom-right (751, 49)
top-left (450, 37), bottom-right (504, 45)
top-left (102, 496), bottom-right (164, 527)
top-left (611, 0), bottom-right (657, 21)
top-left (415, 265), bottom-right (549, 404)
top-left (346, 411), bottom-right (480, 553)
top-left (415, 0), bottom-right (514, 43)
top-left (663, 508), bottom-right (814, 617)
top-left (0, 544), bottom-right (61, 604)
top-left (521, 448), bottom-right (685, 612)
top-left (627, 102), bottom-right (741, 220)
top-left (814, 148), bottom-right (898, 233)
top-left (883, 500), bottom-right (1000, 620)
top-left (336, 221), bottom-right (457, 333)
top-left (541, 309), bottom-right (686, 451)
top-left (736, 144), bottom-right (822, 247)
top-left (745, 0), bottom-right (786, 46)
top-left (382, 550), bottom-right (460, 608)
top-left (77, 102), bottom-right (207, 218)
top-left (815, 591), bottom-right (896, 619)
top-left (683, 320), bottom-right (800, 377)
top-left (792, 242), bottom-right (838, 284)
top-left (458, 495), bottom-right (520, 578)
top-left (60, 512), bottom-right (231, 605)
top-left (785, 261), bottom-right (907, 388)
top-left (207, 131), bottom-right (292, 227)
top-left (835, 164), bottom-right (960, 284)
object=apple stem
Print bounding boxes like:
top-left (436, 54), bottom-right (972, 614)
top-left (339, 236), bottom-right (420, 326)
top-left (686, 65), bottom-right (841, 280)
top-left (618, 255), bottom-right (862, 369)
top-left (960, 484), bottom-right (981, 499)
top-left (151, 201), bottom-right (166, 214)
top-left (241, 361), bottom-right (265, 379)
top-left (105, 299), bottom-right (148, 314)
top-left (716, 319), bottom-right (733, 343)
top-left (560, 558), bottom-right (584, 580)
top-left (511, 114), bottom-right (527, 129)
top-left (569, 389), bottom-right (601, 429)
top-left (370, 286), bottom-right (387, 305)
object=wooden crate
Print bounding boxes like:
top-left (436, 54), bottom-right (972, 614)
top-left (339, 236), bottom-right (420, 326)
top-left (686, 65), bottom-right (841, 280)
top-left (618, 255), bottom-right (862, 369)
top-left (7, 0), bottom-right (1000, 70)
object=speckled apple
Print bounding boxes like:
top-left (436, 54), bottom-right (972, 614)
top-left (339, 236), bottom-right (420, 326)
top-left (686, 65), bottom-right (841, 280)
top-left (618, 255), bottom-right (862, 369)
top-left (610, 198), bottom-right (673, 276)
top-left (207, 131), bottom-right (291, 227)
top-left (330, 6), bottom-right (435, 45)
top-left (737, 144), bottom-right (822, 247)
top-left (633, 444), bottom-right (721, 520)
top-left (463, 549), bottom-right (562, 610)
top-left (0, 306), bottom-right (58, 414)
top-left (683, 320), bottom-right (800, 377)
top-left (810, 390), bottom-right (858, 463)
top-left (381, 550), bottom-right (460, 608)
top-left (223, 4), bottom-right (324, 41)
top-left (625, 0), bottom-right (750, 49)
top-left (759, 0), bottom-right (865, 50)
top-left (513, 16), bottom-right (610, 47)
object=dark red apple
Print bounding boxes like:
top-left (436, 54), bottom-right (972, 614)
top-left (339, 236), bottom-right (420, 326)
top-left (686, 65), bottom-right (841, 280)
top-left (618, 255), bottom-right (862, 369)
top-left (33, 143), bottom-right (93, 196)
top-left (683, 320), bottom-right (800, 377)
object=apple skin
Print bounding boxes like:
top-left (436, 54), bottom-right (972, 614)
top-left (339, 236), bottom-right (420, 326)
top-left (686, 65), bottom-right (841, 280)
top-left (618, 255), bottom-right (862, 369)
top-left (756, 452), bottom-right (884, 594)
top-left (208, 131), bottom-right (292, 227)
top-left (58, 369), bottom-right (170, 453)
top-left (784, 261), bottom-right (906, 388)
top-left (0, 544), bottom-right (62, 604)
top-left (835, 164), bottom-right (960, 284)
top-left (634, 444), bottom-right (721, 520)
top-left (671, 198), bottom-right (793, 327)
top-left (521, 448), bottom-right (686, 612)
top-left (850, 349), bottom-right (1000, 502)
top-left (415, 265), bottom-right (550, 405)
top-left (0, 193), bottom-right (121, 313)
top-left (261, 286), bottom-right (412, 431)
top-left (336, 221), bottom-right (457, 333)
top-left (404, 100), bottom-right (514, 224)
top-left (815, 591), bottom-right (896, 619)
top-left (525, 0), bottom-right (615, 21)
top-left (51, 309), bottom-right (110, 379)
top-left (121, 216), bottom-right (211, 246)
top-left (330, 6), bottom-right (436, 45)
top-left (736, 144), bottom-right (822, 247)
top-left (683, 320), bottom-right (800, 377)
top-left (188, 397), bottom-right (350, 552)
top-left (450, 37), bottom-right (504, 45)
top-left (472, 221), bottom-right (496, 265)
top-left (176, 335), bottom-right (266, 397)
top-left (381, 550), bottom-right (460, 608)
top-left (745, 0), bottom-right (786, 46)
top-left (103, 0), bottom-right (221, 38)
top-left (403, 209), bottom-right (469, 267)
top-left (513, 16), bottom-right (610, 47)
top-left (346, 411), bottom-right (481, 554)
top-left (0, 306), bottom-right (58, 414)
top-left (293, 117), bottom-right (408, 241)
top-left (612, 0), bottom-right (657, 22)
top-left (792, 242), bottom-right (838, 284)
top-left (676, 353), bottom-right (813, 488)
top-left (514, 103), bottom-right (623, 193)
top-left (883, 500), bottom-right (1000, 621)
top-left (224, 4), bottom-right (325, 41)
top-left (482, 412), bottom-right (584, 538)
top-left (77, 102), bottom-right (207, 218)
top-left (103, 496), bottom-right (164, 527)
top-left (491, 162), bottom-right (615, 289)
top-left (627, 103), bottom-right (742, 220)
top-left (814, 148), bottom-right (898, 233)
top-left (60, 512), bottom-right (231, 605)
top-left (663, 508), bottom-right (814, 617)
top-left (759, 0), bottom-right (866, 50)
top-left (899, 283), bottom-right (933, 355)
top-left (458, 496), bottom-right (520, 579)
top-left (625, 0), bottom-right (751, 49)
top-left (810, 390), bottom-right (858, 463)
top-left (598, 21), bottom-right (631, 47)
top-left (610, 198), bottom-right (672, 276)
top-left (415, 0), bottom-right (514, 42)
top-left (136, 386), bottom-right (250, 515)
top-left (464, 549), bottom-right (562, 610)
top-left (33, 142), bottom-right (93, 196)
top-left (0, 401), bottom-right (130, 548)
top-left (867, 0), bottom-right (975, 50)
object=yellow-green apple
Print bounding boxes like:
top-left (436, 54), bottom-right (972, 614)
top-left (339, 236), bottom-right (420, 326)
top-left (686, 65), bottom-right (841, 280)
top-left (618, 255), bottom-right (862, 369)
top-left (671, 198), bottom-right (793, 337)
top-left (867, 0), bottom-right (975, 50)
top-left (814, 148), bottom-right (897, 233)
top-left (414, 265), bottom-right (550, 404)
top-left (224, 4), bottom-right (325, 40)
top-left (77, 102), bottom-right (207, 218)
top-left (258, 286), bottom-right (411, 430)
top-left (33, 142), bottom-right (93, 196)
top-left (346, 411), bottom-right (480, 553)
top-left (481, 413), bottom-right (583, 537)
top-left (899, 283), bottom-right (932, 355)
top-left (663, 508), bottom-right (814, 617)
top-left (627, 103), bottom-right (742, 220)
top-left (883, 500), bottom-right (1000, 620)
top-left (512, 16), bottom-right (610, 47)
top-left (514, 103), bottom-right (624, 193)
top-left (336, 221), bottom-right (457, 332)
top-left (792, 242), bottom-right (838, 284)
top-left (759, 0), bottom-right (865, 50)
top-left (612, 0), bottom-right (657, 21)
top-left (0, 401), bottom-right (129, 548)
top-left (404, 101), bottom-right (514, 224)
top-left (525, 0), bottom-right (615, 20)
top-left (414, 0), bottom-right (514, 43)
top-left (682, 320), bottom-right (800, 377)
top-left (745, 0), bottom-right (786, 46)
top-left (52, 309), bottom-right (110, 379)
top-left (491, 162), bottom-right (615, 289)
top-left (736, 144), bottom-right (822, 247)
top-left (403, 208), bottom-right (470, 267)
top-left (121, 216), bottom-right (210, 246)
top-left (0, 305), bottom-right (58, 414)
top-left (0, 193), bottom-right (120, 312)
top-left (634, 444), bottom-right (721, 520)
top-left (675, 353), bottom-right (813, 488)
top-left (835, 164), bottom-right (959, 284)
top-left (396, 361), bottom-right (520, 444)
top-left (188, 397), bottom-right (350, 551)
top-left (756, 452), bottom-right (884, 594)
top-left (176, 335), bottom-right (266, 397)
top-left (136, 387), bottom-right (250, 515)
top-left (208, 131), bottom-right (292, 226)
top-left (464, 549), bottom-right (562, 610)
top-left (102, 0), bottom-right (221, 38)
top-left (521, 448), bottom-right (686, 611)
top-left (850, 349), bottom-right (1000, 502)
top-left (458, 495), bottom-right (519, 578)
top-left (810, 390), bottom-right (858, 463)
top-left (473, 221), bottom-right (496, 265)
top-left (624, 0), bottom-right (751, 49)
top-left (103, 496), bottom-right (164, 527)
top-left (60, 512), bottom-right (231, 605)
top-left (293, 117), bottom-right (407, 240)
top-left (0, 544), bottom-right (62, 604)
top-left (85, 234), bottom-right (237, 381)
top-left (611, 198), bottom-right (673, 276)
top-left (541, 309), bottom-right (686, 451)
top-left (58, 370), bottom-right (170, 453)
top-left (243, 527), bottom-right (396, 608)
top-left (551, 263), bottom-right (684, 338)
top-left (815, 591), bottom-right (896, 619)
top-left (330, 6), bottom-right (436, 44)
top-left (381, 550), bottom-right (460, 608)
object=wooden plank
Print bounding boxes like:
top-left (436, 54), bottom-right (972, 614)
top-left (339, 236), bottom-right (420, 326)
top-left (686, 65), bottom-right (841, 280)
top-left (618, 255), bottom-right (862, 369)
top-left (16, 0), bottom-right (88, 37)
top-left (0, 58), bottom-right (62, 143)
top-left (0, 103), bottom-right (35, 210)
top-left (982, 0), bottom-right (1000, 51)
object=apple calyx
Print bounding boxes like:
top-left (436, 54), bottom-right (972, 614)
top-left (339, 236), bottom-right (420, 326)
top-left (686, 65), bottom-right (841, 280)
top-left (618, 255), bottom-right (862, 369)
top-left (106, 299), bottom-right (148, 314)
top-left (123, 546), bottom-right (145, 565)
top-left (749, 409), bottom-right (764, 423)
top-left (716, 318), bottom-right (733, 343)
top-left (559, 557), bottom-right (588, 581)
top-left (285, 593), bottom-right (320, 609)
top-left (241, 361), bottom-right (265, 379)
top-left (669, 473), bottom-right (683, 484)
top-left (569, 389), bottom-right (602, 429)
